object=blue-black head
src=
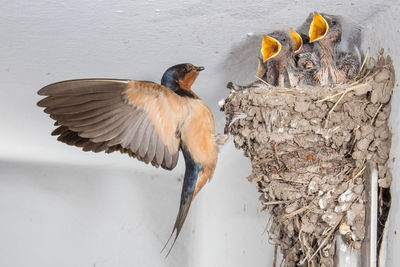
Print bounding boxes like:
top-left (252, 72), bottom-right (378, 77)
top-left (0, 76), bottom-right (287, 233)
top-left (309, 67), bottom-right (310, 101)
top-left (161, 63), bottom-right (204, 93)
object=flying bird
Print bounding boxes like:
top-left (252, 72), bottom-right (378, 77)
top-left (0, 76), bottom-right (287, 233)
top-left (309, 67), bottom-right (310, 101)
top-left (37, 63), bottom-right (221, 255)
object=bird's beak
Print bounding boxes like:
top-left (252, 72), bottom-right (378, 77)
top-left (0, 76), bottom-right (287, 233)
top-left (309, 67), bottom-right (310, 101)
top-left (290, 28), bottom-right (303, 53)
top-left (309, 11), bottom-right (329, 43)
top-left (195, 66), bottom-right (205, 72)
top-left (260, 35), bottom-right (281, 63)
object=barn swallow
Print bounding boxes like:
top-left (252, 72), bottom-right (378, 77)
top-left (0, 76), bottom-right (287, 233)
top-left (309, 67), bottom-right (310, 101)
top-left (255, 55), bottom-right (277, 86)
top-left (290, 28), bottom-right (303, 55)
top-left (37, 63), bottom-right (219, 255)
top-left (337, 51), bottom-right (361, 80)
top-left (260, 31), bottom-right (302, 87)
top-left (289, 28), bottom-right (319, 85)
top-left (290, 28), bottom-right (319, 71)
top-left (308, 11), bottom-right (360, 85)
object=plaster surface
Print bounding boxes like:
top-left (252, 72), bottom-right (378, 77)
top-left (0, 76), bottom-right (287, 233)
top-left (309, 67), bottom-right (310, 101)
top-left (0, 0), bottom-right (399, 266)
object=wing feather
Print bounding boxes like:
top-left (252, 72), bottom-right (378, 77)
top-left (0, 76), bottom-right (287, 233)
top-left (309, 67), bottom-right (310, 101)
top-left (90, 113), bottom-right (134, 142)
top-left (38, 79), bottom-right (128, 96)
top-left (145, 130), bottom-right (158, 163)
top-left (61, 106), bottom-right (127, 128)
top-left (38, 79), bottom-right (185, 170)
top-left (37, 92), bottom-right (120, 107)
top-left (138, 122), bottom-right (153, 159)
top-left (50, 103), bottom-right (123, 122)
top-left (130, 118), bottom-right (151, 153)
top-left (155, 137), bottom-right (165, 167)
top-left (44, 98), bottom-right (122, 115)
top-left (78, 112), bottom-right (132, 138)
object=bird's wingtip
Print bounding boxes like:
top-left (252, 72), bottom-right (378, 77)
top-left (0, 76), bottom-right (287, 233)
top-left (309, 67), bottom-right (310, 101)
top-left (37, 86), bottom-right (48, 96)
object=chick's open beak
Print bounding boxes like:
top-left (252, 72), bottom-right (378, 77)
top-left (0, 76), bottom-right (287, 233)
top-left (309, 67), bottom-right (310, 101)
top-left (309, 11), bottom-right (329, 43)
top-left (261, 35), bottom-right (282, 63)
top-left (290, 28), bottom-right (303, 53)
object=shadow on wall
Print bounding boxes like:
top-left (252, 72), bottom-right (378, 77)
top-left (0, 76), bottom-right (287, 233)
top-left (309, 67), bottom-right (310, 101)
top-left (219, 34), bottom-right (263, 86)
top-left (0, 160), bottom-right (191, 267)
top-left (218, 12), bottom-right (363, 87)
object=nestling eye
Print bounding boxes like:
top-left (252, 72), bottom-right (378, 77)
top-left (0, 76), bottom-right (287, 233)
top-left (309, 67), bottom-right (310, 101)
top-left (332, 20), bottom-right (337, 25)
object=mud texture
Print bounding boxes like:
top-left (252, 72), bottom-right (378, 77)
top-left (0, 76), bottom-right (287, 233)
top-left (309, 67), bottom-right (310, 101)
top-left (223, 54), bottom-right (394, 266)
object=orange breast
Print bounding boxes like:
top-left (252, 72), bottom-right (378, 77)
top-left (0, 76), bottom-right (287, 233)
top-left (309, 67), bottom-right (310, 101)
top-left (180, 98), bottom-right (218, 197)
top-left (179, 70), bottom-right (200, 91)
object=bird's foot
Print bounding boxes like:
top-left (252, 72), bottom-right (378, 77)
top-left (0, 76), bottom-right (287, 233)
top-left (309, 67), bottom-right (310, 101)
top-left (213, 133), bottom-right (229, 146)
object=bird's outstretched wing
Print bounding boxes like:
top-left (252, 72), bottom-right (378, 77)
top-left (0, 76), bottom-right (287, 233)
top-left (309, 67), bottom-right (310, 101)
top-left (38, 79), bottom-right (187, 170)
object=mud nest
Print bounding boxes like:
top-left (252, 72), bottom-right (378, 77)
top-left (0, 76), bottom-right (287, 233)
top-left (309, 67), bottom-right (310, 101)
top-left (223, 54), bottom-right (394, 266)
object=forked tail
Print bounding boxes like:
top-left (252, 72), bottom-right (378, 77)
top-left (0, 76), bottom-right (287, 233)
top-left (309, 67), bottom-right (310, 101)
top-left (161, 143), bottom-right (202, 257)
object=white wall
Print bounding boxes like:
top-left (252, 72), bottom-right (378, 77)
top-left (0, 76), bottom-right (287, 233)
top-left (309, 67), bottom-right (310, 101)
top-left (0, 0), bottom-right (399, 266)
top-left (361, 5), bottom-right (400, 267)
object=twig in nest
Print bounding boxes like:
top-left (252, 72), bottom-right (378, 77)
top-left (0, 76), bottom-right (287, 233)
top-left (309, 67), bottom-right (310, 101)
top-left (370, 103), bottom-right (383, 126)
top-left (308, 213), bottom-right (345, 262)
top-left (317, 74), bottom-right (375, 104)
top-left (279, 197), bottom-right (317, 222)
top-left (323, 91), bottom-right (348, 128)
top-left (299, 232), bottom-right (314, 265)
top-left (316, 91), bottom-right (345, 103)
top-left (328, 85), bottom-right (357, 113)
top-left (352, 165), bottom-right (366, 181)
top-left (309, 194), bottom-right (362, 262)
top-left (261, 200), bottom-right (293, 206)
top-left (296, 217), bottom-right (311, 265)
top-left (272, 143), bottom-right (283, 167)
top-left (263, 213), bottom-right (273, 235)
top-left (254, 75), bottom-right (273, 87)
top-left (356, 49), bottom-right (369, 79)
top-left (254, 76), bottom-right (302, 95)
top-left (228, 113), bottom-right (247, 129)
top-left (316, 84), bottom-right (357, 104)
top-left (272, 244), bottom-right (278, 267)
top-left (279, 258), bottom-right (285, 267)
top-left (321, 81), bottom-right (375, 128)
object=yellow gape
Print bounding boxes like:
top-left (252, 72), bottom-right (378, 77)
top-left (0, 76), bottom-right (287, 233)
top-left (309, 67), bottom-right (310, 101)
top-left (261, 35), bottom-right (281, 62)
top-left (290, 28), bottom-right (303, 53)
top-left (309, 11), bottom-right (329, 43)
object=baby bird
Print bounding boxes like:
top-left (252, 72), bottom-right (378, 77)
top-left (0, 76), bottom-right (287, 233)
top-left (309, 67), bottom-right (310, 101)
top-left (309, 12), bottom-right (359, 86)
top-left (259, 31), bottom-right (300, 87)
top-left (292, 13), bottom-right (321, 71)
top-left (289, 28), bottom-right (319, 85)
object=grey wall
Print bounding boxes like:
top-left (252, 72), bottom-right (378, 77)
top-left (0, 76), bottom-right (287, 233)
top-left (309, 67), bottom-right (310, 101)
top-left (1, 0), bottom-right (399, 266)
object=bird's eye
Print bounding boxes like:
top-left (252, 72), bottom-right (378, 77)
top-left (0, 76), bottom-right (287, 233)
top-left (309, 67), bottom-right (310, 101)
top-left (282, 38), bottom-right (286, 42)
top-left (332, 20), bottom-right (337, 25)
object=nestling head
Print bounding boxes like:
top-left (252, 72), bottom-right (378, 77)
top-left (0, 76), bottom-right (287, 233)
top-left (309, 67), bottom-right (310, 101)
top-left (309, 11), bottom-right (342, 44)
top-left (260, 31), bottom-right (293, 63)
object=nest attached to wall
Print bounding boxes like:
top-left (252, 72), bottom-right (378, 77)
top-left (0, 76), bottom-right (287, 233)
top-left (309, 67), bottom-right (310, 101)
top-left (223, 53), bottom-right (394, 266)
